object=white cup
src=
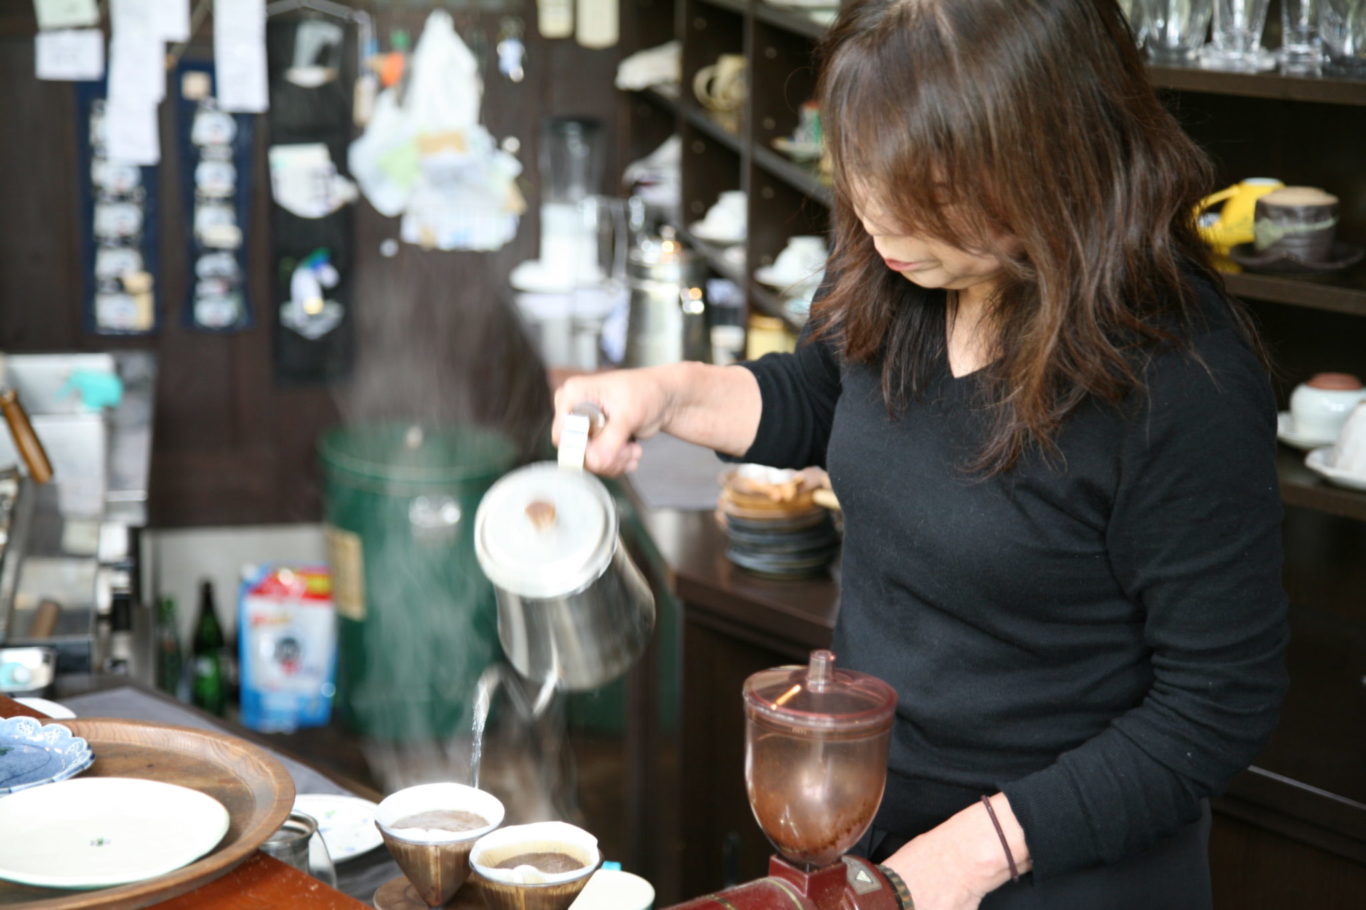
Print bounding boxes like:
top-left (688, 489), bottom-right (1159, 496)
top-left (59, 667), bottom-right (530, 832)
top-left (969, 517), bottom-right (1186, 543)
top-left (772, 236), bottom-right (829, 283)
top-left (569, 868), bottom-right (655, 909)
top-left (1290, 373), bottom-right (1366, 442)
top-left (1331, 402), bottom-right (1366, 475)
top-left (699, 190), bottom-right (746, 240)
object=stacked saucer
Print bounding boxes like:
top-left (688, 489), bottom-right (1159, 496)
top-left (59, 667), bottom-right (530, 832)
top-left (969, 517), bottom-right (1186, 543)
top-left (719, 466), bottom-right (839, 579)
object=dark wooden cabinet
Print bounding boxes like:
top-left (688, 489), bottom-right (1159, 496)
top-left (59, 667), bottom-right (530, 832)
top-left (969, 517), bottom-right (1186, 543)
top-left (620, 2), bottom-right (1366, 904)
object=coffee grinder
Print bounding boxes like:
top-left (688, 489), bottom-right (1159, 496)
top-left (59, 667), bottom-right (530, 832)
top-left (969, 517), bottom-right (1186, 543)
top-left (667, 650), bottom-right (912, 910)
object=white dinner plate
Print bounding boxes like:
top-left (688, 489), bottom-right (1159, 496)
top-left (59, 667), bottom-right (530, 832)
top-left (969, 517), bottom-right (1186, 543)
top-left (294, 793), bottom-right (383, 862)
top-left (0, 777), bottom-right (230, 889)
top-left (1305, 447), bottom-right (1366, 492)
top-left (1277, 411), bottom-right (1336, 451)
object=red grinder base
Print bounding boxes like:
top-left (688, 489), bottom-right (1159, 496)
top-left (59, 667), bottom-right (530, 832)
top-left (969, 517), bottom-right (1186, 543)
top-left (666, 855), bottom-right (907, 910)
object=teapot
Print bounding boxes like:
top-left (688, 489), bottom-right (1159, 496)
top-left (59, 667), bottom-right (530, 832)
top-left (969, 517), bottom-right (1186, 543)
top-left (1196, 178), bottom-right (1284, 255)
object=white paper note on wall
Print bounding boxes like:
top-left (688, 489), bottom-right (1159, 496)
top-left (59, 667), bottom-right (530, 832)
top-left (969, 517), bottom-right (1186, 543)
top-left (160, 0), bottom-right (192, 42)
top-left (215, 0), bottom-right (269, 113)
top-left (108, 29), bottom-right (165, 104)
top-left (36, 28), bottom-right (104, 81)
top-left (105, 96), bottom-right (160, 166)
top-left (33, 0), bottom-right (99, 30)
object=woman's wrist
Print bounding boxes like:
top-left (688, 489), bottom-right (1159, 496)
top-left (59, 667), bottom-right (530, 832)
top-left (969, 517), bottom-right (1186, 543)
top-left (959, 794), bottom-right (1031, 890)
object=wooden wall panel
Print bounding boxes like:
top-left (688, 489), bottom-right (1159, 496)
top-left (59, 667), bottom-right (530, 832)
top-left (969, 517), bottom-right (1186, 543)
top-left (0, 3), bottom-right (626, 527)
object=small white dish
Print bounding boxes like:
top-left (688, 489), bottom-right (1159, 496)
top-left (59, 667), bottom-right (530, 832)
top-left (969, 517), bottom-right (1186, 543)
top-left (294, 793), bottom-right (383, 863)
top-left (1278, 411), bottom-right (1336, 451)
top-left (12, 696), bottom-right (76, 719)
top-left (1305, 447), bottom-right (1366, 492)
top-left (0, 777), bottom-right (230, 889)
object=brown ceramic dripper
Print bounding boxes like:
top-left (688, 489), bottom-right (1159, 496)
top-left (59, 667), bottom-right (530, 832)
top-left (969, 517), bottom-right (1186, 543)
top-left (469, 821), bottom-right (601, 910)
top-left (374, 782), bottom-right (506, 907)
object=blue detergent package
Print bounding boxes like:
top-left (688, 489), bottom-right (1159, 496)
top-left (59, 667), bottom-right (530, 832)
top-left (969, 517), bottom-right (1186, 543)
top-left (238, 565), bottom-right (337, 732)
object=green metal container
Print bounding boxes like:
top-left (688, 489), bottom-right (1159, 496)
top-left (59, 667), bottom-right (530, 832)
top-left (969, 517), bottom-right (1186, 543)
top-left (319, 423), bottom-right (517, 741)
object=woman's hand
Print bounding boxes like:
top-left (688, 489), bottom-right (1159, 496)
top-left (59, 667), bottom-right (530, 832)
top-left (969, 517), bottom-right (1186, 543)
top-left (553, 368), bottom-right (678, 476)
top-left (882, 794), bottom-right (1031, 910)
top-left (552, 362), bottom-right (764, 475)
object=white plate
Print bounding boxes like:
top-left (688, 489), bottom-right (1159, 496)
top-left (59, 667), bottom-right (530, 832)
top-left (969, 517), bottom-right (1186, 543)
top-left (754, 265), bottom-right (819, 290)
top-left (1305, 447), bottom-right (1366, 492)
top-left (1278, 412), bottom-right (1336, 451)
top-left (12, 696), bottom-right (76, 719)
top-left (0, 777), bottom-right (230, 889)
top-left (294, 793), bottom-right (383, 862)
top-left (688, 222), bottom-right (745, 246)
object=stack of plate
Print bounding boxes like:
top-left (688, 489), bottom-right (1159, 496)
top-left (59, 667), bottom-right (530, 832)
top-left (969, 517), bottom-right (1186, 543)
top-left (719, 468), bottom-right (839, 579)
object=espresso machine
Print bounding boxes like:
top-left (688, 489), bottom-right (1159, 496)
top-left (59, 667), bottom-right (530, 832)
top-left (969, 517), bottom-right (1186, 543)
top-left (668, 650), bottom-right (911, 910)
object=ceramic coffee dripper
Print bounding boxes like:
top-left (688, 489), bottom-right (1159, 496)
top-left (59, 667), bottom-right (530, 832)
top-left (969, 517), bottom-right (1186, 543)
top-left (374, 782), bottom-right (506, 908)
top-left (469, 821), bottom-right (601, 910)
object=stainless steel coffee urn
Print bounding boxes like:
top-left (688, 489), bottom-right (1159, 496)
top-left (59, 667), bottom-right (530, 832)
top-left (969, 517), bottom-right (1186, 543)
top-left (624, 224), bottom-right (709, 367)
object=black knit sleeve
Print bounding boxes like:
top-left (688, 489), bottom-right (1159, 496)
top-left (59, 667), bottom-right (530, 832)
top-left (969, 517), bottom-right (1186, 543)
top-left (999, 327), bottom-right (1290, 879)
top-left (732, 323), bottom-right (844, 469)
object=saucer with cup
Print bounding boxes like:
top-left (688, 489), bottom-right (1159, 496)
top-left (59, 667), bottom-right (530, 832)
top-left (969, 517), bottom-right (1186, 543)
top-left (1278, 372), bottom-right (1366, 450)
top-left (1229, 186), bottom-right (1365, 274)
top-left (755, 235), bottom-right (828, 292)
top-left (690, 189), bottom-right (747, 246)
top-left (1306, 402), bottom-right (1366, 492)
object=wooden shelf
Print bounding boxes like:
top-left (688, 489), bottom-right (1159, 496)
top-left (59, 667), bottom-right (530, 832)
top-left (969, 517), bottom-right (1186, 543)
top-left (1148, 63), bottom-right (1366, 106)
top-left (641, 85), bottom-right (682, 115)
top-left (752, 3), bottom-right (829, 41)
top-left (748, 283), bottom-right (807, 332)
top-left (675, 224), bottom-right (746, 284)
top-left (1278, 447), bottom-right (1366, 522)
top-left (752, 145), bottom-right (832, 206)
top-left (680, 103), bottom-right (745, 154)
top-left (698, 0), bottom-right (749, 16)
top-left (1222, 264), bottom-right (1366, 318)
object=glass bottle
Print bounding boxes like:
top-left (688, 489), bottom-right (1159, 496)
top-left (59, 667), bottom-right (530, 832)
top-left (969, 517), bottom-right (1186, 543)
top-left (190, 580), bottom-right (226, 715)
top-left (156, 597), bottom-right (183, 698)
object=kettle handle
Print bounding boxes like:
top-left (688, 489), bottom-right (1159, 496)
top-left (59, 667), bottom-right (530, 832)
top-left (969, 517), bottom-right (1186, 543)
top-left (558, 402), bottom-right (607, 472)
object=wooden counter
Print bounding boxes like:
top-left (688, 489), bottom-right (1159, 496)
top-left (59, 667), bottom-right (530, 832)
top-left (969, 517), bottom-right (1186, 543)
top-left (0, 693), bottom-right (369, 910)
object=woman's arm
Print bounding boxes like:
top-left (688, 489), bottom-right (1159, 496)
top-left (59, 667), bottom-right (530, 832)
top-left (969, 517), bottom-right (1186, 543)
top-left (882, 793), bottom-right (1031, 910)
top-left (553, 362), bottom-right (762, 475)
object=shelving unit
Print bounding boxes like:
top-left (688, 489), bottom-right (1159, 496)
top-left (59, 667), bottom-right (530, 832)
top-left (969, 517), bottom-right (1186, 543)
top-left (619, 1), bottom-right (1366, 902)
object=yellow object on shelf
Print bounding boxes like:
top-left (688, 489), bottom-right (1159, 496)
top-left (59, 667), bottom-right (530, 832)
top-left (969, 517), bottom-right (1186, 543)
top-left (746, 315), bottom-right (796, 360)
top-left (1196, 178), bottom-right (1284, 255)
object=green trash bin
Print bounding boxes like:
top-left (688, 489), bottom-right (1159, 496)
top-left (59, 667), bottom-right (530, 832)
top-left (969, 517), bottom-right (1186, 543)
top-left (319, 423), bottom-right (518, 741)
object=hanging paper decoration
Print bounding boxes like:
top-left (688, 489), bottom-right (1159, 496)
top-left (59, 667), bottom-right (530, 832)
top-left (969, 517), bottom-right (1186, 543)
top-left (175, 59), bottom-right (256, 332)
top-left (77, 81), bottom-right (160, 335)
top-left (348, 10), bottom-right (524, 252)
top-left (267, 13), bottom-right (357, 384)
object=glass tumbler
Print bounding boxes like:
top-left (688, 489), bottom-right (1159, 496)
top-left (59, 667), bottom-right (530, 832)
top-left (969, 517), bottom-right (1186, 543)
top-left (1322, 0), bottom-right (1366, 75)
top-left (260, 810), bottom-right (337, 888)
top-left (1202, 0), bottom-right (1274, 70)
top-left (1280, 0), bottom-right (1325, 73)
top-left (1147, 0), bottom-right (1214, 64)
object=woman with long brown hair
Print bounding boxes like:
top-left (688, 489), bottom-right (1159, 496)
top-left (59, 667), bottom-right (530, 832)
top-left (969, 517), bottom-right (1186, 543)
top-left (555, 1), bottom-right (1287, 906)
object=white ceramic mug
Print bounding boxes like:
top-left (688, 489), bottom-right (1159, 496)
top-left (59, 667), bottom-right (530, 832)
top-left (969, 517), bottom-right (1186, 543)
top-left (1290, 373), bottom-right (1366, 442)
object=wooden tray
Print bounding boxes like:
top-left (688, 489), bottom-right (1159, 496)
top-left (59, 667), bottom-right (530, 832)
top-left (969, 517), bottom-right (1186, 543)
top-left (0, 718), bottom-right (296, 909)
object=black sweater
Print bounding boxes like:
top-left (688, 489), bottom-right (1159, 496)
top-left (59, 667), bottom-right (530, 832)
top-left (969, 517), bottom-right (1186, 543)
top-left (737, 291), bottom-right (1289, 880)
